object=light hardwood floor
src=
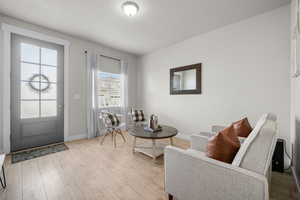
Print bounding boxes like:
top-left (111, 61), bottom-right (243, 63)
top-left (0, 133), bottom-right (297, 200)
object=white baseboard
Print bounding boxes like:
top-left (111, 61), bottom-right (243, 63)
top-left (65, 134), bottom-right (87, 142)
top-left (292, 166), bottom-right (300, 198)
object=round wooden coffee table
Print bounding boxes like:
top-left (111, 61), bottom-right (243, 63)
top-left (129, 125), bottom-right (178, 160)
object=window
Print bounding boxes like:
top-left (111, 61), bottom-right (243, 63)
top-left (97, 72), bottom-right (121, 107)
top-left (97, 56), bottom-right (121, 108)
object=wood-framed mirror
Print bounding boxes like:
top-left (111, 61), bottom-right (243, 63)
top-left (170, 63), bottom-right (202, 95)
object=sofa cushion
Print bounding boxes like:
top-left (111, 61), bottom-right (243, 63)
top-left (240, 120), bottom-right (277, 175)
top-left (186, 149), bottom-right (207, 157)
top-left (232, 114), bottom-right (277, 175)
top-left (220, 125), bottom-right (240, 146)
top-left (206, 132), bottom-right (240, 163)
top-left (232, 117), bottom-right (253, 137)
top-left (232, 114), bottom-right (268, 166)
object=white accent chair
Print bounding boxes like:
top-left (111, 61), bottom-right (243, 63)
top-left (99, 111), bottom-right (126, 148)
top-left (164, 113), bottom-right (278, 200)
top-left (0, 154), bottom-right (6, 189)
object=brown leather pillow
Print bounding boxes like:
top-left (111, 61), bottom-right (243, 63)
top-left (220, 125), bottom-right (240, 147)
top-left (232, 117), bottom-right (253, 137)
top-left (206, 132), bottom-right (240, 163)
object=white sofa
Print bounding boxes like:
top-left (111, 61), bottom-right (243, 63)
top-left (164, 113), bottom-right (278, 200)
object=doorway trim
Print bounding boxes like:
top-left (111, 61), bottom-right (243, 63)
top-left (1, 23), bottom-right (70, 153)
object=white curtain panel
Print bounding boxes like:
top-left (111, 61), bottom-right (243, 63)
top-left (121, 60), bottom-right (129, 130)
top-left (97, 55), bottom-right (110, 135)
top-left (86, 51), bottom-right (98, 139)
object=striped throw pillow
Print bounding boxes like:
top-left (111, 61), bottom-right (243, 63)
top-left (104, 113), bottom-right (120, 126)
top-left (131, 110), bottom-right (145, 122)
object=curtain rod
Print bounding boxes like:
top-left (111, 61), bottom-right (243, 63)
top-left (100, 54), bottom-right (121, 62)
top-left (84, 51), bottom-right (121, 62)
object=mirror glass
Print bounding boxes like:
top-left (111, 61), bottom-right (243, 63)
top-left (172, 69), bottom-right (196, 90)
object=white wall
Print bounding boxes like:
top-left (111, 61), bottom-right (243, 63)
top-left (290, 0), bottom-right (300, 190)
top-left (137, 6), bottom-right (291, 147)
top-left (0, 15), bottom-right (138, 152)
top-left (0, 24), bottom-right (3, 152)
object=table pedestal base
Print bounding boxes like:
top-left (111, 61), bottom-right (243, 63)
top-left (133, 137), bottom-right (173, 161)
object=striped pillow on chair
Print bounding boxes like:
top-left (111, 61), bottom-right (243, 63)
top-left (104, 113), bottom-right (120, 126)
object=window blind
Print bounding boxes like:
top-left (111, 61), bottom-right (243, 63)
top-left (99, 55), bottom-right (121, 74)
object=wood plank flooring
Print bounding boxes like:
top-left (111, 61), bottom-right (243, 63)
top-left (0, 133), bottom-right (297, 200)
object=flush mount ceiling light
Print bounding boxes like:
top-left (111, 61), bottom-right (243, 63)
top-left (122, 1), bottom-right (139, 17)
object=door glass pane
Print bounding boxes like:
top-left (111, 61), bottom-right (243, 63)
top-left (21, 101), bottom-right (39, 119)
top-left (41, 66), bottom-right (57, 83)
top-left (21, 81), bottom-right (39, 100)
top-left (18, 40), bottom-right (61, 119)
top-left (21, 62), bottom-right (40, 81)
top-left (41, 83), bottom-right (57, 100)
top-left (41, 48), bottom-right (57, 66)
top-left (41, 101), bottom-right (57, 117)
top-left (21, 43), bottom-right (40, 63)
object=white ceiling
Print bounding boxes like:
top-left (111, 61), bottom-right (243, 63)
top-left (0, 0), bottom-right (290, 55)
